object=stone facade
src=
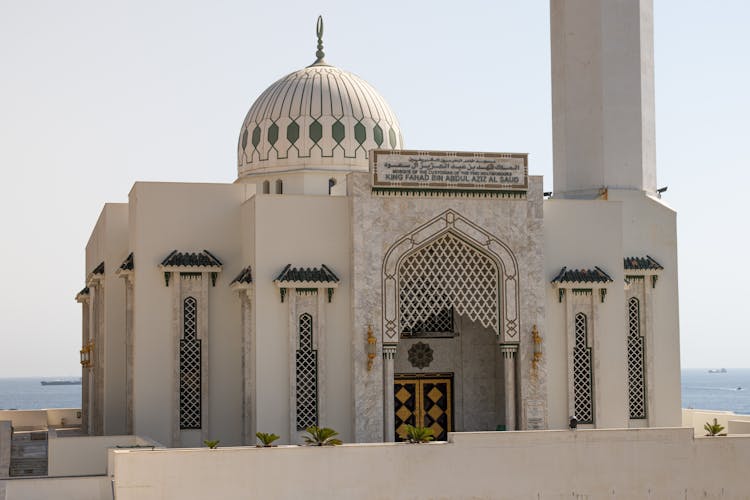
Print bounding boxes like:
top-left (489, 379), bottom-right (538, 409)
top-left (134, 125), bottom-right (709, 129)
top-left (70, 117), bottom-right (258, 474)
top-left (349, 172), bottom-right (547, 441)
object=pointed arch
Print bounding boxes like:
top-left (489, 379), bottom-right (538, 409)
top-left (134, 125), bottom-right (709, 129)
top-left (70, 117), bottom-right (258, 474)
top-left (381, 209), bottom-right (520, 344)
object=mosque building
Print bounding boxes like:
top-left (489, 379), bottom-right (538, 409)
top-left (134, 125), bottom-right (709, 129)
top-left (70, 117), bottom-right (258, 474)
top-left (75, 2), bottom-right (680, 447)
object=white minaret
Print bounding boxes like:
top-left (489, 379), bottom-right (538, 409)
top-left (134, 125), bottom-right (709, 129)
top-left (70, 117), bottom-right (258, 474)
top-left (551, 0), bottom-right (657, 198)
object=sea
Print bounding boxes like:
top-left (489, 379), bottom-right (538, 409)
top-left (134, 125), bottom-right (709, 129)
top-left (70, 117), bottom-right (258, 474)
top-left (1, 369), bottom-right (749, 413)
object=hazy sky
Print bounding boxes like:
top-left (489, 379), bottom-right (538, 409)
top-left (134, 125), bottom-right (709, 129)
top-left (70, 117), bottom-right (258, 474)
top-left (0, 1), bottom-right (748, 376)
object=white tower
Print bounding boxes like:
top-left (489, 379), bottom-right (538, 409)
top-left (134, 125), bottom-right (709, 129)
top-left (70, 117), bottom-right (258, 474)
top-left (551, 0), bottom-right (657, 198)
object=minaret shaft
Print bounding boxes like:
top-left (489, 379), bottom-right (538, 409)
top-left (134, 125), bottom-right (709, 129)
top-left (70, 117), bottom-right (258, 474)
top-left (551, 0), bottom-right (656, 197)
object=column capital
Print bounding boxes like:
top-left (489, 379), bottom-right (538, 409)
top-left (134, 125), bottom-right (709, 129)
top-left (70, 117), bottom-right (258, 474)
top-left (382, 344), bottom-right (397, 359)
top-left (499, 343), bottom-right (519, 358)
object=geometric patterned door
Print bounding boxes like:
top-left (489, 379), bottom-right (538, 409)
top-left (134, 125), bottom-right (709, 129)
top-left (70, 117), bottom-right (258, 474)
top-left (395, 374), bottom-right (453, 441)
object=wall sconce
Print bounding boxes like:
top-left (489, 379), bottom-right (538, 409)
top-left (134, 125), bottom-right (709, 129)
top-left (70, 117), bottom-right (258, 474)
top-left (366, 325), bottom-right (377, 371)
top-left (532, 325), bottom-right (543, 372)
top-left (80, 342), bottom-right (93, 368)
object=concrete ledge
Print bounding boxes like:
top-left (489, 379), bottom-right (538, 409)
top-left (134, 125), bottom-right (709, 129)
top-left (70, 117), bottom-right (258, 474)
top-left (109, 427), bottom-right (750, 499)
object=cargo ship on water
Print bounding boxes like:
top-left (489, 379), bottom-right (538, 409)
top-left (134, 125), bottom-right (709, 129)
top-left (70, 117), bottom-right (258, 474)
top-left (40, 379), bottom-right (81, 386)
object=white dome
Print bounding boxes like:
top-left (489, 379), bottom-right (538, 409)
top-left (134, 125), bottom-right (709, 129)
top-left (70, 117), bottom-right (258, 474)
top-left (237, 60), bottom-right (403, 178)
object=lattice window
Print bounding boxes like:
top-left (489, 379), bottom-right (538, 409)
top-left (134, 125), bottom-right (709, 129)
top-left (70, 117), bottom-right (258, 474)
top-left (180, 297), bottom-right (201, 429)
top-left (398, 232), bottom-right (498, 336)
top-left (628, 297), bottom-right (646, 419)
top-left (573, 312), bottom-right (593, 424)
top-left (296, 313), bottom-right (318, 431)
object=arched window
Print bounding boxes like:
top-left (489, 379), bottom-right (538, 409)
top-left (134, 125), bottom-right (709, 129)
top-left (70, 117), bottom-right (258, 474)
top-left (328, 177), bottom-right (337, 195)
top-left (275, 179), bottom-right (283, 195)
top-left (628, 297), bottom-right (646, 419)
top-left (398, 232), bottom-right (499, 336)
top-left (180, 297), bottom-right (201, 429)
top-left (573, 312), bottom-right (593, 424)
top-left (295, 313), bottom-right (318, 430)
top-left (262, 180), bottom-right (270, 194)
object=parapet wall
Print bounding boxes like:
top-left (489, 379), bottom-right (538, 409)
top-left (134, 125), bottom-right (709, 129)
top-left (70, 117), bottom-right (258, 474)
top-left (0, 409), bottom-right (82, 430)
top-left (682, 408), bottom-right (750, 436)
top-left (110, 427), bottom-right (750, 499)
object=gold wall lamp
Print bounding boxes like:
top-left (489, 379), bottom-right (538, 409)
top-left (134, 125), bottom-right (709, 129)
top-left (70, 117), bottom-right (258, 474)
top-left (366, 325), bottom-right (377, 371)
top-left (79, 342), bottom-right (94, 368)
top-left (532, 325), bottom-right (543, 372)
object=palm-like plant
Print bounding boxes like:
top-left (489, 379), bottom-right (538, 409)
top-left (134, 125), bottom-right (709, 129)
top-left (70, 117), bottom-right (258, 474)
top-left (203, 439), bottom-right (220, 449)
top-left (704, 418), bottom-right (726, 436)
top-left (402, 424), bottom-right (434, 443)
top-left (302, 426), bottom-right (342, 446)
top-left (255, 432), bottom-right (280, 447)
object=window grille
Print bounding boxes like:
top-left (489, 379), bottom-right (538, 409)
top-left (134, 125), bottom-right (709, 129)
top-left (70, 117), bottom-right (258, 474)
top-left (573, 312), bottom-right (593, 424)
top-left (398, 232), bottom-right (498, 336)
top-left (295, 313), bottom-right (318, 430)
top-left (628, 297), bottom-right (646, 419)
top-left (180, 297), bottom-right (201, 429)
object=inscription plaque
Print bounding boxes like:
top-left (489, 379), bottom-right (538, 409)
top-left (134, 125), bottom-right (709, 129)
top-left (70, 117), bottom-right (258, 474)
top-left (372, 149), bottom-right (528, 193)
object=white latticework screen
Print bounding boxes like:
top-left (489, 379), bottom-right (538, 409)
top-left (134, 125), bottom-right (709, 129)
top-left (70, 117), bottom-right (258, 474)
top-left (295, 313), bottom-right (318, 431)
top-left (628, 297), bottom-right (646, 419)
top-left (180, 296), bottom-right (201, 430)
top-left (398, 232), bottom-right (498, 336)
top-left (573, 312), bottom-right (593, 424)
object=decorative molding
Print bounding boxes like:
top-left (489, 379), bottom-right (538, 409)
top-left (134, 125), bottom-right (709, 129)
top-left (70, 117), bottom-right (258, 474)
top-left (407, 342), bottom-right (433, 369)
top-left (382, 209), bottom-right (520, 344)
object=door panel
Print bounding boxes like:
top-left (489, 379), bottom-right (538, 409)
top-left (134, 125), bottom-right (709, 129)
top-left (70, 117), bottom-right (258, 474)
top-left (395, 374), bottom-right (453, 440)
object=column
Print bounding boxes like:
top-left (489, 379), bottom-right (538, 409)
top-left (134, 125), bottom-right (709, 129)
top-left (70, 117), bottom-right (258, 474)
top-left (382, 344), bottom-right (396, 442)
top-left (500, 344), bottom-right (518, 431)
top-left (240, 290), bottom-right (255, 445)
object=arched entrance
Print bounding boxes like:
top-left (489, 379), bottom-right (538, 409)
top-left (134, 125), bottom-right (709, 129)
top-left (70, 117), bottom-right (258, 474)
top-left (381, 210), bottom-right (520, 441)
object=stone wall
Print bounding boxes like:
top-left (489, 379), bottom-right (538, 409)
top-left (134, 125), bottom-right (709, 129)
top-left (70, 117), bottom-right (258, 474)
top-left (349, 172), bottom-right (547, 441)
top-left (109, 427), bottom-right (750, 499)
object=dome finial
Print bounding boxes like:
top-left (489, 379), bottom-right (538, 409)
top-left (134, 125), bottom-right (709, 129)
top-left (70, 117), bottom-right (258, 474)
top-left (313, 15), bottom-right (326, 65)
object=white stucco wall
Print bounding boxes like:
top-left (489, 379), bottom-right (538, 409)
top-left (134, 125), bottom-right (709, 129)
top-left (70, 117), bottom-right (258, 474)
top-left (129, 182), bottom-right (253, 447)
top-left (0, 409), bottom-right (81, 430)
top-left (86, 203), bottom-right (129, 435)
top-left (48, 435), bottom-right (160, 477)
top-left (109, 428), bottom-right (750, 500)
top-left (683, 408), bottom-right (750, 436)
top-left (249, 194), bottom-right (352, 443)
top-left (551, 0), bottom-right (656, 196)
top-left (1, 475), bottom-right (110, 500)
top-left (543, 199), bottom-right (627, 429)
top-left (610, 189), bottom-right (681, 426)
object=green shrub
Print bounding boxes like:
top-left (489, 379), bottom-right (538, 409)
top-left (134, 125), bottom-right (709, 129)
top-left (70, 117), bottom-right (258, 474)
top-left (203, 439), bottom-right (220, 449)
top-left (704, 418), bottom-right (726, 436)
top-left (256, 432), bottom-right (280, 447)
top-left (302, 426), bottom-right (342, 446)
top-left (402, 424), bottom-right (434, 443)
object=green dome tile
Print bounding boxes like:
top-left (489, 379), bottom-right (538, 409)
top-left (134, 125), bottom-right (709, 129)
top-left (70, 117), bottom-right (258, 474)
top-left (268, 123), bottom-right (279, 146)
top-left (309, 120), bottom-right (323, 143)
top-left (354, 122), bottom-right (366, 145)
top-left (332, 120), bottom-right (345, 144)
top-left (251, 125), bottom-right (261, 148)
top-left (373, 124), bottom-right (384, 147)
top-left (287, 121), bottom-right (300, 144)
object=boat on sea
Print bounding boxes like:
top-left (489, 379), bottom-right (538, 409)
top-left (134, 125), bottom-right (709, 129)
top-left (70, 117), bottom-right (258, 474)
top-left (708, 368), bottom-right (727, 373)
top-left (40, 379), bottom-right (81, 386)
